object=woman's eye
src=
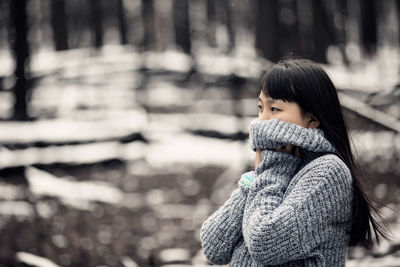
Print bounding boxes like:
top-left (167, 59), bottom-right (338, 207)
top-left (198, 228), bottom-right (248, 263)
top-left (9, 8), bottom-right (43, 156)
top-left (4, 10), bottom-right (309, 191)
top-left (258, 105), bottom-right (262, 110)
top-left (270, 107), bottom-right (280, 112)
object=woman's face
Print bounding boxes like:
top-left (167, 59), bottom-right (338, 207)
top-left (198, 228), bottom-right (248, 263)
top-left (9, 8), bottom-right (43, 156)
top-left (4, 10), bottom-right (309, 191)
top-left (257, 90), bottom-right (318, 128)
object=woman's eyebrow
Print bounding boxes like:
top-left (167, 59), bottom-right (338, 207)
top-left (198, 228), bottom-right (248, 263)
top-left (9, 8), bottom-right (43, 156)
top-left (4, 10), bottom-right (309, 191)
top-left (258, 97), bottom-right (276, 103)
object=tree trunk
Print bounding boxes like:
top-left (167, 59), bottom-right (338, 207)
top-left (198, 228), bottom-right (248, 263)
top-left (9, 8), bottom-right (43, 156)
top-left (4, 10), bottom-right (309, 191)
top-left (117, 0), bottom-right (128, 45)
top-left (397, 0), bottom-right (400, 45)
top-left (222, 0), bottom-right (235, 53)
top-left (335, 0), bottom-right (350, 64)
top-left (141, 0), bottom-right (156, 50)
top-left (9, 0), bottom-right (29, 120)
top-left (278, 0), bottom-right (301, 58)
top-left (311, 0), bottom-right (334, 63)
top-left (297, 0), bottom-right (314, 58)
top-left (206, 0), bottom-right (216, 47)
top-left (51, 0), bottom-right (68, 51)
top-left (255, 0), bottom-right (280, 62)
top-left (360, 0), bottom-right (377, 55)
top-left (89, 0), bottom-right (103, 48)
top-left (172, 0), bottom-right (191, 54)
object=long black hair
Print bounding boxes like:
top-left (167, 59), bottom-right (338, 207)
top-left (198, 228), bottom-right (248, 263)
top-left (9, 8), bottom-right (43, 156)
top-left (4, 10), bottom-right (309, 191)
top-left (260, 57), bottom-right (390, 249)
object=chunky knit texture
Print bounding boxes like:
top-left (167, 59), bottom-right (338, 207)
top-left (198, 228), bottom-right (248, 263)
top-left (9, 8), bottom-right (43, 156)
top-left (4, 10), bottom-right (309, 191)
top-left (200, 119), bottom-right (353, 266)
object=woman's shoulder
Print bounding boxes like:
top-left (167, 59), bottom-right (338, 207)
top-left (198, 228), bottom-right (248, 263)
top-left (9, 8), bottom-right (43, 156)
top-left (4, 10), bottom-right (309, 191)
top-left (299, 153), bottom-right (352, 184)
top-left (286, 153), bottom-right (353, 201)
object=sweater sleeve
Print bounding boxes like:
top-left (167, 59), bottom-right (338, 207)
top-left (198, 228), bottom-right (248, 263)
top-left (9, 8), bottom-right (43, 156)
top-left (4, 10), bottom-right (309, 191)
top-left (242, 153), bottom-right (353, 265)
top-left (200, 181), bottom-right (250, 264)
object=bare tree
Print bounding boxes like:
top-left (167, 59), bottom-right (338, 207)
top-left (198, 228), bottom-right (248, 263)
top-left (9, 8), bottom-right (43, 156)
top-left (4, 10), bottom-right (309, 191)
top-left (89, 0), bottom-right (103, 48)
top-left (311, 0), bottom-right (335, 63)
top-left (206, 0), bottom-right (217, 47)
top-left (206, 0), bottom-right (235, 52)
top-left (278, 0), bottom-right (301, 58)
top-left (141, 0), bottom-right (157, 50)
top-left (222, 0), bottom-right (235, 53)
top-left (397, 0), bottom-right (400, 45)
top-left (117, 0), bottom-right (128, 45)
top-left (334, 0), bottom-right (350, 64)
top-left (9, 0), bottom-right (30, 120)
top-left (360, 0), bottom-right (377, 55)
top-left (51, 0), bottom-right (68, 51)
top-left (255, 0), bottom-right (280, 62)
top-left (173, 0), bottom-right (191, 54)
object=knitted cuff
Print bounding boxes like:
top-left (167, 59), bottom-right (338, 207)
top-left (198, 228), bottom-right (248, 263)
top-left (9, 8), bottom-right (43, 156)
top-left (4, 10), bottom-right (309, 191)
top-left (249, 119), bottom-right (336, 153)
top-left (238, 171), bottom-right (255, 189)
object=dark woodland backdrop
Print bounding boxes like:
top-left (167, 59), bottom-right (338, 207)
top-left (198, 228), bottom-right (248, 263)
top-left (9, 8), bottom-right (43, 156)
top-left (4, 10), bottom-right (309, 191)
top-left (0, 0), bottom-right (399, 267)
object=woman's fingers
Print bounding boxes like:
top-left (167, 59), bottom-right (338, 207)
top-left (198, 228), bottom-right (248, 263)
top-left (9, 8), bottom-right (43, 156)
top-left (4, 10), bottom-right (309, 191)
top-left (255, 148), bottom-right (262, 169)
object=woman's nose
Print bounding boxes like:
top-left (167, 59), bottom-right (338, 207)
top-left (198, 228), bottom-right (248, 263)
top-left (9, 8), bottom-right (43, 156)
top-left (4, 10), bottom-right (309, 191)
top-left (259, 110), bottom-right (270, 121)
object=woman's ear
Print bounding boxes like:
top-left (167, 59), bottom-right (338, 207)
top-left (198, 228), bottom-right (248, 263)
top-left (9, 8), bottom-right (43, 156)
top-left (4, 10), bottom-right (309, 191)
top-left (306, 113), bottom-right (320, 128)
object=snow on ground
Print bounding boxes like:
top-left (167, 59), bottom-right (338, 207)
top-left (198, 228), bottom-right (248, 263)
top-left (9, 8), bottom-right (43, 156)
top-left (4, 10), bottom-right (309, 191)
top-left (144, 132), bottom-right (250, 169)
top-left (352, 130), bottom-right (400, 166)
top-left (0, 141), bottom-right (146, 168)
top-left (1, 45), bottom-right (398, 93)
top-left (0, 111), bottom-right (147, 144)
top-left (0, 109), bottom-right (397, 173)
top-left (147, 113), bottom-right (254, 135)
top-left (15, 252), bottom-right (61, 267)
top-left (0, 201), bottom-right (33, 217)
top-left (347, 256), bottom-right (400, 267)
top-left (325, 45), bottom-right (400, 93)
top-left (0, 44), bottom-right (399, 266)
top-left (26, 167), bottom-right (124, 210)
top-left (0, 182), bottom-right (25, 200)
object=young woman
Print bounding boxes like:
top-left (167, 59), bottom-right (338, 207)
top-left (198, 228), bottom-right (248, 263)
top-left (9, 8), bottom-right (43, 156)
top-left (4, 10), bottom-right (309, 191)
top-left (200, 58), bottom-right (389, 266)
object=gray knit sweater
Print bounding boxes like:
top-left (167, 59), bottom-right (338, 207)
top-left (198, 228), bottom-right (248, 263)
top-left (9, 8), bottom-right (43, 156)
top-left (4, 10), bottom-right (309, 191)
top-left (200, 119), bottom-right (353, 266)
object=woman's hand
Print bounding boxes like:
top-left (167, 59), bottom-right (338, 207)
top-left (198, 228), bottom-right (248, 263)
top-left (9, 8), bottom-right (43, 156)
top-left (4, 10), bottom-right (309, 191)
top-left (255, 145), bottom-right (300, 169)
top-left (255, 149), bottom-right (262, 169)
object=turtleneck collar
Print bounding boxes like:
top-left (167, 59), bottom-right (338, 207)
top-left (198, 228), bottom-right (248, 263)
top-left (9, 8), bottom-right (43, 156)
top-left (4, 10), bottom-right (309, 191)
top-left (249, 119), bottom-right (337, 162)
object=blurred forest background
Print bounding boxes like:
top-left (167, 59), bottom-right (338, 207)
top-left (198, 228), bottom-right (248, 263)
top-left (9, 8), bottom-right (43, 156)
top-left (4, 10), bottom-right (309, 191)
top-left (0, 0), bottom-right (399, 266)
